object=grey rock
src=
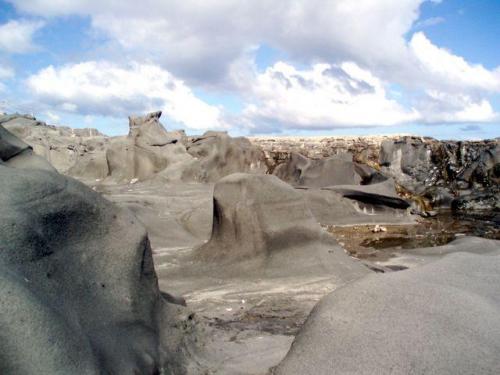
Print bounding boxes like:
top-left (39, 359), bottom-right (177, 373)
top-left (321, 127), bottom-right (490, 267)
top-left (0, 128), bottom-right (199, 374)
top-left (275, 239), bottom-right (500, 375)
top-left (195, 173), bottom-right (369, 280)
top-left (274, 152), bottom-right (362, 188)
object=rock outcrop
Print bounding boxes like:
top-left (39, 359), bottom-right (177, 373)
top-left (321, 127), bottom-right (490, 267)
top-left (0, 126), bottom-right (198, 374)
top-left (304, 179), bottom-right (414, 226)
top-left (186, 131), bottom-right (266, 182)
top-left (253, 135), bottom-right (500, 213)
top-left (1, 113), bottom-right (108, 178)
top-left (105, 111), bottom-right (197, 182)
top-left (275, 240), bottom-right (500, 375)
top-left (195, 173), bottom-right (369, 280)
top-left (273, 152), bottom-right (363, 188)
top-left (3, 112), bottom-right (266, 184)
top-left (271, 151), bottom-right (412, 225)
top-left (0, 123), bottom-right (56, 172)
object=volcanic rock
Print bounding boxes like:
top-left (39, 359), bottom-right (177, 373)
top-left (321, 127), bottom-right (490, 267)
top-left (275, 241), bottom-right (500, 375)
top-left (186, 131), bottom-right (266, 182)
top-left (304, 179), bottom-right (414, 226)
top-left (0, 128), bottom-right (200, 374)
top-left (1, 113), bottom-right (109, 179)
top-left (273, 152), bottom-right (362, 188)
top-left (195, 173), bottom-right (369, 280)
top-left (0, 124), bottom-right (55, 171)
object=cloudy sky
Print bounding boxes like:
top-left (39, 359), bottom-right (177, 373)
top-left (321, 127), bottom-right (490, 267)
top-left (0, 0), bottom-right (499, 139)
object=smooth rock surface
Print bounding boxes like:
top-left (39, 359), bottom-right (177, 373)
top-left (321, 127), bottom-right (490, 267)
top-left (195, 173), bottom-right (369, 280)
top-left (275, 242), bottom-right (500, 375)
top-left (0, 127), bottom-right (201, 374)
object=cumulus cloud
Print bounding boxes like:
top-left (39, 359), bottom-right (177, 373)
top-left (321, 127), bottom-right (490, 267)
top-left (6, 0), bottom-right (429, 85)
top-left (410, 32), bottom-right (500, 93)
top-left (0, 19), bottom-right (44, 53)
top-left (416, 90), bottom-right (497, 123)
top-left (243, 62), bottom-right (419, 132)
top-left (6, 0), bottom-right (500, 132)
top-left (27, 61), bottom-right (227, 130)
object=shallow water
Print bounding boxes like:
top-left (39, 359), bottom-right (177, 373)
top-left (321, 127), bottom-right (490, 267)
top-left (327, 210), bottom-right (499, 262)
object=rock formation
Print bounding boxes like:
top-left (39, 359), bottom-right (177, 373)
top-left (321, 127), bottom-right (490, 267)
top-left (253, 135), bottom-right (500, 213)
top-left (271, 150), bottom-right (412, 225)
top-left (105, 111), bottom-right (197, 182)
top-left (195, 173), bottom-right (369, 280)
top-left (0, 126), bottom-right (198, 374)
top-left (186, 131), bottom-right (266, 182)
top-left (273, 152), bottom-right (363, 188)
top-left (1, 113), bottom-right (108, 178)
top-left (0, 123), bottom-right (56, 172)
top-left (274, 240), bottom-right (500, 375)
top-left (2, 112), bottom-right (266, 184)
top-left (305, 179), bottom-right (414, 226)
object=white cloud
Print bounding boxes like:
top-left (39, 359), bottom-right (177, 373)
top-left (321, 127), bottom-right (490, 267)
top-left (410, 32), bottom-right (500, 93)
top-left (0, 19), bottom-right (44, 53)
top-left (27, 61), bottom-right (227, 130)
top-left (417, 90), bottom-right (497, 123)
top-left (0, 65), bottom-right (14, 79)
top-left (6, 0), bottom-right (500, 131)
top-left (243, 62), bottom-right (420, 131)
top-left (6, 0), bottom-right (429, 85)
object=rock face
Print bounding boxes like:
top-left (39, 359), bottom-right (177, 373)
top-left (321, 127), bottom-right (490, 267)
top-left (196, 173), bottom-right (369, 280)
top-left (105, 111), bottom-right (197, 183)
top-left (304, 179), bottom-right (414, 226)
top-left (273, 152), bottom-right (363, 188)
top-left (0, 126), bottom-right (196, 374)
top-left (0, 123), bottom-right (56, 171)
top-left (275, 242), bottom-right (500, 375)
top-left (1, 113), bottom-right (108, 177)
top-left (3, 112), bottom-right (266, 184)
top-left (379, 136), bottom-right (500, 211)
top-left (186, 131), bottom-right (266, 182)
top-left (253, 135), bottom-right (500, 212)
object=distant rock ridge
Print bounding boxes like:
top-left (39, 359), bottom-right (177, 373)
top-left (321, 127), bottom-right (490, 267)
top-left (252, 135), bottom-right (499, 213)
top-left (3, 112), bottom-right (498, 212)
top-left (1, 111), bottom-right (266, 183)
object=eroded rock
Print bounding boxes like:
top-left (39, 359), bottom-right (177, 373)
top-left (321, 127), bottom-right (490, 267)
top-left (275, 241), bottom-right (500, 375)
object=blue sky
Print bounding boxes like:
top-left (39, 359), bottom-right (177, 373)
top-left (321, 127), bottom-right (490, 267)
top-left (0, 0), bottom-right (499, 140)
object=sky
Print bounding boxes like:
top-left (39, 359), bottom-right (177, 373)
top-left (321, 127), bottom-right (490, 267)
top-left (0, 0), bottom-right (499, 139)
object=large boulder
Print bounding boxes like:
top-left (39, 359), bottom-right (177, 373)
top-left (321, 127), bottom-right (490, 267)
top-left (0, 124), bottom-right (55, 172)
top-left (305, 179), bottom-right (414, 226)
top-left (0, 127), bottom-right (199, 374)
top-left (195, 173), bottom-right (369, 280)
top-left (106, 112), bottom-right (199, 183)
top-left (274, 152), bottom-right (363, 188)
top-left (186, 131), bottom-right (266, 182)
top-left (274, 243), bottom-right (500, 375)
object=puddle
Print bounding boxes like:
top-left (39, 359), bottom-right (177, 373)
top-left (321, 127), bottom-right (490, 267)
top-left (327, 210), bottom-right (499, 262)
